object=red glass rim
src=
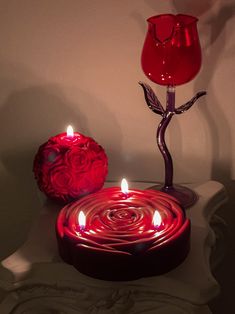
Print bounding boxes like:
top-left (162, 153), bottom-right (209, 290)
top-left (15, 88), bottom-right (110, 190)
top-left (147, 14), bottom-right (198, 27)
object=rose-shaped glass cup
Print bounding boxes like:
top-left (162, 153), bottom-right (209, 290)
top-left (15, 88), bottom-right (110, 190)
top-left (140, 14), bottom-right (206, 208)
top-left (141, 14), bottom-right (201, 86)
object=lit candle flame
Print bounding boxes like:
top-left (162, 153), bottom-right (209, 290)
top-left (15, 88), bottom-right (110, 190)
top-left (121, 178), bottom-right (128, 194)
top-left (153, 210), bottom-right (161, 228)
top-left (66, 125), bottom-right (74, 137)
top-left (78, 211), bottom-right (86, 229)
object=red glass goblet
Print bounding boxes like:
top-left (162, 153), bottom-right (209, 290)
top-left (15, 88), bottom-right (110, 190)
top-left (141, 14), bottom-right (202, 86)
top-left (140, 14), bottom-right (206, 208)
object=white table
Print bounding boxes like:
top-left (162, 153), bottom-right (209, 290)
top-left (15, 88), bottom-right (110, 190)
top-left (0, 181), bottom-right (227, 314)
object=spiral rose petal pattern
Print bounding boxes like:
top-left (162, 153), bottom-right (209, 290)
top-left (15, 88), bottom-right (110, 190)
top-left (33, 132), bottom-right (108, 203)
top-left (56, 188), bottom-right (190, 280)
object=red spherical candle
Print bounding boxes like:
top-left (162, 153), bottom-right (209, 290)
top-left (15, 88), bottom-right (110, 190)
top-left (33, 126), bottom-right (108, 203)
top-left (56, 180), bottom-right (190, 280)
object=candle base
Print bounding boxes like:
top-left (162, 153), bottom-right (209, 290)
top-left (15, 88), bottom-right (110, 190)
top-left (147, 184), bottom-right (198, 209)
top-left (56, 220), bottom-right (190, 281)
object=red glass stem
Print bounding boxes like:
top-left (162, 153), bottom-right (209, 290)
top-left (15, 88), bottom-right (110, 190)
top-left (157, 87), bottom-right (175, 189)
top-left (139, 81), bottom-right (206, 196)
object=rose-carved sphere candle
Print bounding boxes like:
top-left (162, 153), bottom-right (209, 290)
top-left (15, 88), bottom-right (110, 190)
top-left (56, 179), bottom-right (190, 280)
top-left (33, 126), bottom-right (108, 203)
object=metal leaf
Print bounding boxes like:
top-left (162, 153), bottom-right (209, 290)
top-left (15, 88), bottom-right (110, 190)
top-left (175, 91), bottom-right (207, 114)
top-left (139, 82), bottom-right (165, 116)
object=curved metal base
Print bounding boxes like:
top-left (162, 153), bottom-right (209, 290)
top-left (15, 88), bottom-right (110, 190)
top-left (147, 184), bottom-right (198, 209)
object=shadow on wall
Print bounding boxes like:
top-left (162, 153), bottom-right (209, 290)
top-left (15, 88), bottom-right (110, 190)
top-left (192, 2), bottom-right (235, 183)
top-left (145, 0), bottom-right (219, 16)
top-left (171, 2), bottom-right (235, 314)
top-left (0, 80), bottom-right (87, 288)
top-left (0, 84), bottom-right (86, 261)
top-left (171, 0), bottom-right (219, 16)
top-left (171, 0), bottom-right (235, 207)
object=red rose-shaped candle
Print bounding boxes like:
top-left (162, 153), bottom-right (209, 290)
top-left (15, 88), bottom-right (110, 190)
top-left (33, 126), bottom-right (108, 203)
top-left (56, 179), bottom-right (190, 280)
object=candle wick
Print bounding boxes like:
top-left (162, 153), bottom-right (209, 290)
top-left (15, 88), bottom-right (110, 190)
top-left (80, 226), bottom-right (85, 233)
top-left (122, 192), bottom-right (129, 199)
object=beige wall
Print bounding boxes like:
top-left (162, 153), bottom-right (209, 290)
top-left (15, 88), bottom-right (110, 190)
top-left (0, 0), bottom-right (234, 256)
